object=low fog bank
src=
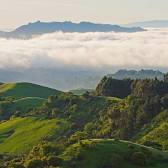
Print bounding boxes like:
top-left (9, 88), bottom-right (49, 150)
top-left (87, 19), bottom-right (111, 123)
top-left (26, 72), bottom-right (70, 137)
top-left (0, 29), bottom-right (168, 90)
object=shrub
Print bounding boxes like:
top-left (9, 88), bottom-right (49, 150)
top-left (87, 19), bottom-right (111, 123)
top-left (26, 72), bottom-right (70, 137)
top-left (24, 159), bottom-right (44, 168)
top-left (47, 156), bottom-right (62, 166)
top-left (4, 162), bottom-right (25, 168)
top-left (11, 163), bottom-right (25, 168)
top-left (143, 141), bottom-right (162, 150)
top-left (69, 131), bottom-right (88, 144)
top-left (40, 144), bottom-right (61, 156)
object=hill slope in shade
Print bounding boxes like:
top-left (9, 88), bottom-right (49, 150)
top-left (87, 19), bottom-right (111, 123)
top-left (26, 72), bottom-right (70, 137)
top-left (0, 117), bottom-right (69, 154)
top-left (0, 82), bottom-right (61, 99)
top-left (0, 21), bottom-right (145, 38)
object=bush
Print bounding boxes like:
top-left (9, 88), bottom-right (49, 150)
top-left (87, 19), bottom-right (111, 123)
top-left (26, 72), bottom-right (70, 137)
top-left (143, 141), bottom-right (162, 150)
top-left (5, 162), bottom-right (25, 168)
top-left (47, 156), bottom-right (62, 166)
top-left (131, 152), bottom-right (146, 166)
top-left (11, 164), bottom-right (25, 168)
top-left (25, 159), bottom-right (44, 168)
top-left (69, 131), bottom-right (88, 144)
top-left (40, 144), bottom-right (61, 156)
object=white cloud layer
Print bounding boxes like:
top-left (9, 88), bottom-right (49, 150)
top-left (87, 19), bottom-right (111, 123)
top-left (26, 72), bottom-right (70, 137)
top-left (0, 28), bottom-right (168, 70)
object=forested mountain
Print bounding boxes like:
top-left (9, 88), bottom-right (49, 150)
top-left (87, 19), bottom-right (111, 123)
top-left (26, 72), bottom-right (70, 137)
top-left (1, 75), bottom-right (168, 167)
top-left (0, 21), bottom-right (144, 39)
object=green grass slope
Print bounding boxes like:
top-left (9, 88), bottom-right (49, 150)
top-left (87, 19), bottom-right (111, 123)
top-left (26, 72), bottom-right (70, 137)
top-left (139, 122), bottom-right (168, 150)
top-left (0, 117), bottom-right (69, 155)
top-left (0, 82), bottom-right (61, 99)
top-left (12, 97), bottom-right (46, 112)
top-left (62, 139), bottom-right (168, 168)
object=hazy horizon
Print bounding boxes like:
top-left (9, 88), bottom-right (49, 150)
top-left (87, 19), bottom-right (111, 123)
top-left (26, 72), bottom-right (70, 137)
top-left (0, 0), bottom-right (168, 85)
top-left (1, 0), bottom-right (168, 30)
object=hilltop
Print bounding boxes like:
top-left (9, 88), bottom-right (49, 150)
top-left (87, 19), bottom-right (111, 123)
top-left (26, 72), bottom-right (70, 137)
top-left (0, 82), bottom-right (61, 99)
top-left (0, 82), bottom-right (61, 120)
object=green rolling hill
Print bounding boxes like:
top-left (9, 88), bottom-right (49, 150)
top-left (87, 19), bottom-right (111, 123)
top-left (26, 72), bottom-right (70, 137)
top-left (0, 82), bottom-right (62, 121)
top-left (0, 82), bottom-right (61, 99)
top-left (0, 77), bottom-right (168, 167)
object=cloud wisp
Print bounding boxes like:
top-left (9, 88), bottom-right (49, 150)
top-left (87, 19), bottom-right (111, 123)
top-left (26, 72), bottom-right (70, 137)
top-left (0, 28), bottom-right (168, 70)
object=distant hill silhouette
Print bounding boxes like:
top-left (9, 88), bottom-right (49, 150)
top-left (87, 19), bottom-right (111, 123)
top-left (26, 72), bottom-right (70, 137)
top-left (0, 21), bottom-right (145, 38)
top-left (126, 20), bottom-right (168, 28)
top-left (108, 69), bottom-right (164, 80)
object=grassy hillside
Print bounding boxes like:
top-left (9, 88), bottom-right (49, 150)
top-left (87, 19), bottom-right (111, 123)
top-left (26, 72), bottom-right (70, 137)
top-left (62, 139), bottom-right (168, 168)
top-left (135, 110), bottom-right (168, 150)
top-left (0, 117), bottom-right (69, 155)
top-left (1, 77), bottom-right (168, 167)
top-left (0, 97), bottom-right (47, 120)
top-left (12, 97), bottom-right (46, 112)
top-left (0, 82), bottom-right (61, 99)
top-left (0, 82), bottom-right (61, 120)
top-left (31, 93), bottom-right (121, 132)
top-left (139, 122), bottom-right (168, 150)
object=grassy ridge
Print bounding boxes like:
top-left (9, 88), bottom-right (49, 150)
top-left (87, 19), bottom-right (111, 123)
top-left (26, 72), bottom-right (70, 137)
top-left (0, 117), bottom-right (68, 155)
top-left (0, 82), bottom-right (61, 99)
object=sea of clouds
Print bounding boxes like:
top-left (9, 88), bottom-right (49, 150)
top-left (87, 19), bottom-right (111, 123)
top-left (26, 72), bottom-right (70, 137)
top-left (0, 28), bottom-right (168, 70)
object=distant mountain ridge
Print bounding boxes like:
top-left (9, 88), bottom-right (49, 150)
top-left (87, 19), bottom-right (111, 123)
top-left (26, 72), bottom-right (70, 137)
top-left (0, 69), bottom-right (165, 91)
top-left (126, 20), bottom-right (168, 28)
top-left (0, 21), bottom-right (144, 38)
top-left (108, 69), bottom-right (164, 80)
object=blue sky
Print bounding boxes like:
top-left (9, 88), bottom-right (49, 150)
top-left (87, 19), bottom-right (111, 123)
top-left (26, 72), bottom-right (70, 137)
top-left (0, 0), bottom-right (168, 30)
